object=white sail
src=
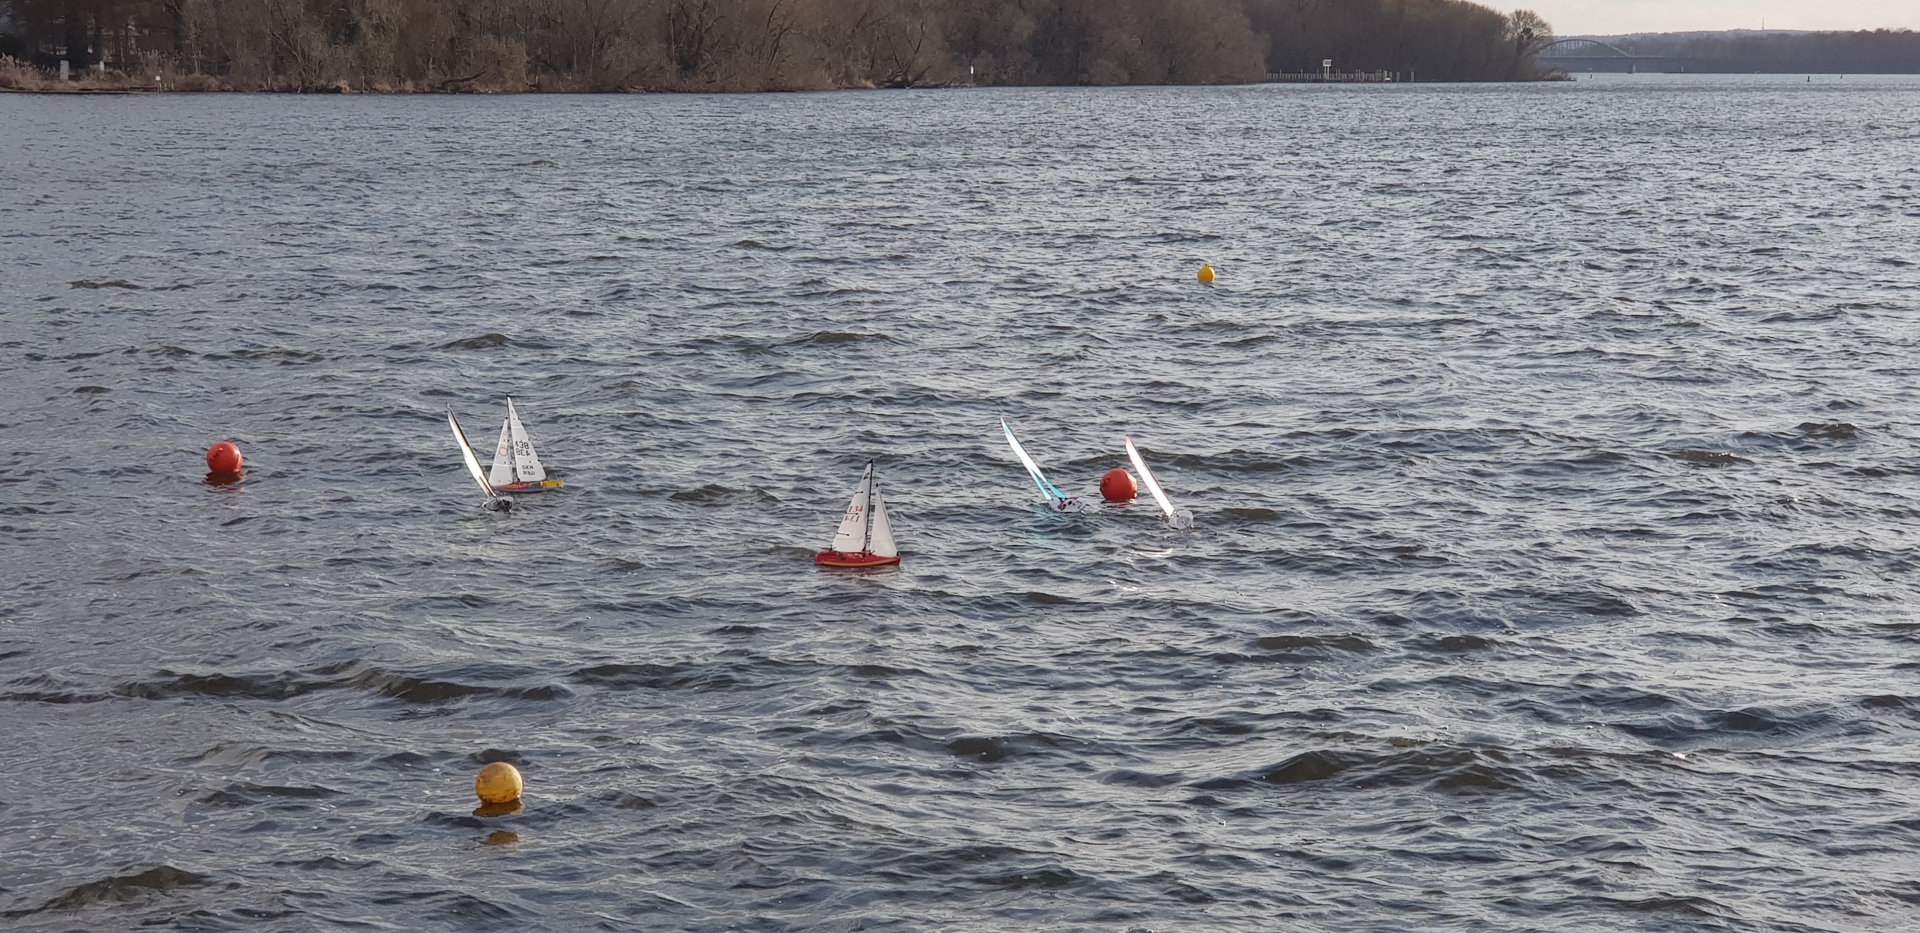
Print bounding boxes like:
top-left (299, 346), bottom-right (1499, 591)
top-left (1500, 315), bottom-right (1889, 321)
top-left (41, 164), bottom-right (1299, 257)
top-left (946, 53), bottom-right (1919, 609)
top-left (448, 409), bottom-right (499, 499)
top-left (1126, 436), bottom-right (1177, 519)
top-left (1002, 419), bottom-right (1066, 502)
top-left (829, 465), bottom-right (875, 552)
top-left (506, 398), bottom-right (547, 483)
top-left (867, 480), bottom-right (898, 558)
top-left (487, 415), bottom-right (515, 487)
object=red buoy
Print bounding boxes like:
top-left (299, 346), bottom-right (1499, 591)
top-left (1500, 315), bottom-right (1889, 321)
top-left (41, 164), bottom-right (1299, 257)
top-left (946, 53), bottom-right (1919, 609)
top-left (1100, 468), bottom-right (1137, 502)
top-left (207, 441), bottom-right (243, 473)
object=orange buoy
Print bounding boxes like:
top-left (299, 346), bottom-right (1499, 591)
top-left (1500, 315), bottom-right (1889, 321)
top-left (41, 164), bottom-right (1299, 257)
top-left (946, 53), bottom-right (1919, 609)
top-left (1100, 468), bottom-right (1137, 502)
top-left (1197, 264), bottom-right (1215, 283)
top-left (206, 441), bottom-right (243, 473)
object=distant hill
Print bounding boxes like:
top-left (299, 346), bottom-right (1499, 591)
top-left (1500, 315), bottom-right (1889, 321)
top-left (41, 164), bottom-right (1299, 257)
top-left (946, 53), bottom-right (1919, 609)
top-left (1574, 28), bottom-right (1920, 73)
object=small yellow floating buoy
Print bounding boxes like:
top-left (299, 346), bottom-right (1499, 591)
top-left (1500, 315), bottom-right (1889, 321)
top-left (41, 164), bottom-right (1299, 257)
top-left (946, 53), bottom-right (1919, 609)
top-left (1198, 264), bottom-right (1215, 283)
top-left (475, 762), bottom-right (523, 805)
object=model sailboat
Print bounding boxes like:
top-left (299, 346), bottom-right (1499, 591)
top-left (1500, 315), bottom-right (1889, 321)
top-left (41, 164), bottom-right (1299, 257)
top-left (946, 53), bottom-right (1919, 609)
top-left (1002, 419), bottom-right (1084, 513)
top-left (1126, 436), bottom-right (1194, 529)
top-left (815, 460), bottom-right (901, 568)
top-left (486, 399), bottom-right (563, 493)
top-left (448, 407), bottom-right (511, 511)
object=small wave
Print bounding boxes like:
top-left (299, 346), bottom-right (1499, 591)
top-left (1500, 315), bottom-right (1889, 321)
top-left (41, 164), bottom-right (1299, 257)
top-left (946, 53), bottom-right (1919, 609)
top-left (197, 782), bottom-right (342, 808)
top-left (69, 279), bottom-right (143, 290)
top-left (1412, 633), bottom-right (1500, 653)
top-left (375, 751), bottom-right (437, 768)
top-left (669, 483), bottom-right (778, 504)
top-left (1169, 715), bottom-right (1258, 737)
top-left (571, 662), bottom-right (735, 691)
top-left (1614, 704), bottom-right (1840, 744)
top-left (1797, 421), bottom-right (1858, 440)
top-left (413, 891), bottom-right (525, 924)
top-left (33, 865), bottom-right (208, 911)
top-left (1098, 768), bottom-right (1185, 788)
top-left (1517, 589), bottom-right (1641, 617)
top-left (204, 347), bottom-right (324, 363)
top-left (593, 790), bottom-right (656, 810)
top-left (1255, 634), bottom-right (1376, 652)
top-left (947, 736), bottom-right (1012, 761)
top-left (441, 333), bottom-right (512, 350)
top-left (1176, 449), bottom-right (1309, 473)
top-left (1024, 591), bottom-right (1077, 606)
top-left (116, 670), bottom-right (323, 700)
top-left (1, 673), bottom-right (111, 704)
top-left (347, 668), bottom-right (569, 704)
top-left (194, 744), bottom-right (358, 767)
top-left (116, 665), bottom-right (565, 704)
top-left (1579, 892), bottom-right (1731, 919)
top-left (932, 730), bottom-right (1102, 763)
top-left (1254, 749), bottom-right (1369, 784)
top-left (1224, 507), bottom-right (1280, 521)
top-left (1198, 745), bottom-right (1529, 794)
top-left (1663, 449), bottom-right (1746, 467)
top-left (788, 330), bottom-right (890, 346)
top-left (976, 866), bottom-right (1086, 890)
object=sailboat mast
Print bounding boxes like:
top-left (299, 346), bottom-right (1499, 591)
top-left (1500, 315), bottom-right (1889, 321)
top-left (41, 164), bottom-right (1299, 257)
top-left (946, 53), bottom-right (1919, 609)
top-left (506, 398), bottom-right (518, 476)
top-left (862, 461), bottom-right (876, 553)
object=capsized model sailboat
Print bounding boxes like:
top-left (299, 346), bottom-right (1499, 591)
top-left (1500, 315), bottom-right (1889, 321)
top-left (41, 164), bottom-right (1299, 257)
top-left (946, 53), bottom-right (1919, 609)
top-left (1002, 419), bottom-right (1085, 513)
top-left (448, 407), bottom-right (512, 511)
top-left (486, 398), bottom-right (563, 493)
top-left (815, 460), bottom-right (901, 568)
top-left (1126, 436), bottom-right (1194, 529)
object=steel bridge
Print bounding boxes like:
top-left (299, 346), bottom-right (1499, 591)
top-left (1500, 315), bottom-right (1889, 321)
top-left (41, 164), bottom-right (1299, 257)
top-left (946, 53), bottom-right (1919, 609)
top-left (1537, 38), bottom-right (1667, 73)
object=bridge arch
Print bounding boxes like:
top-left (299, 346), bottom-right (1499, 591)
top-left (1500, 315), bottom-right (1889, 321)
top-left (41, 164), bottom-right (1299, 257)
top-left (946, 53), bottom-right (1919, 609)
top-left (1537, 39), bottom-right (1636, 59)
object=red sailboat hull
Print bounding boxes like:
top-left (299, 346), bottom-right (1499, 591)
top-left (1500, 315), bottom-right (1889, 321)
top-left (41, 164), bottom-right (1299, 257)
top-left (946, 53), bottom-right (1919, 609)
top-left (492, 480), bottom-right (564, 493)
top-left (814, 551), bottom-right (900, 568)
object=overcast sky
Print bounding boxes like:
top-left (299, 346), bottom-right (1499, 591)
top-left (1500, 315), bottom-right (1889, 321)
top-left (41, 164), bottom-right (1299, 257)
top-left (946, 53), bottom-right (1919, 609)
top-left (1527, 0), bottom-right (1920, 36)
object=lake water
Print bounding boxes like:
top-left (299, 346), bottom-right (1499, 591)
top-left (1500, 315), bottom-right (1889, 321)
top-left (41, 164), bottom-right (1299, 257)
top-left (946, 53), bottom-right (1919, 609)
top-left (2, 74), bottom-right (1919, 932)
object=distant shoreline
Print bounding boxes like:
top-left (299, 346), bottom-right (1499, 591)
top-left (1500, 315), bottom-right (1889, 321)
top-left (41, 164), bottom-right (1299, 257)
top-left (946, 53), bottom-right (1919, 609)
top-left (0, 76), bottom-right (1478, 95)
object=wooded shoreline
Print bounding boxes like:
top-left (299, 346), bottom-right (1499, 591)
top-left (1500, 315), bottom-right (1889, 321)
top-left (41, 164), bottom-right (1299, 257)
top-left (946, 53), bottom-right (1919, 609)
top-left (0, 0), bottom-right (1556, 94)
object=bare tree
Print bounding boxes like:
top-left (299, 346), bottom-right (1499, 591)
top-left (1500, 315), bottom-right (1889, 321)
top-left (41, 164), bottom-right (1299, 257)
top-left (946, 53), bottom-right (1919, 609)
top-left (0, 0), bottom-right (1561, 90)
top-left (1503, 7), bottom-right (1549, 78)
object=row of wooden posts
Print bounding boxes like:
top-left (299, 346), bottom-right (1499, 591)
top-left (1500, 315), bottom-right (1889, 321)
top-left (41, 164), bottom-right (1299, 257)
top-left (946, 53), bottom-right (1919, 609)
top-left (1263, 70), bottom-right (1407, 83)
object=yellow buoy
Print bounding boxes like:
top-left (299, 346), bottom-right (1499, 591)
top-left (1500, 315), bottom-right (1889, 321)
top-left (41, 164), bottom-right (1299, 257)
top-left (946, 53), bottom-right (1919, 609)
top-left (475, 762), bottom-right (524, 805)
top-left (1198, 264), bottom-right (1215, 283)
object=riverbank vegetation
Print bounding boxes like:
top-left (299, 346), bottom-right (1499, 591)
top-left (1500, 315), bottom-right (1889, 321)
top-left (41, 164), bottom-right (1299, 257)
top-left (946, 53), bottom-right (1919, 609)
top-left (0, 0), bottom-right (1554, 92)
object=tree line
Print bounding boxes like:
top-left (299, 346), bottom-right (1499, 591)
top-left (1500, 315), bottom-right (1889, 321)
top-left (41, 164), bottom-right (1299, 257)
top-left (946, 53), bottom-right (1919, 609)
top-left (1612, 30), bottom-right (1920, 74)
top-left (0, 0), bottom-right (1556, 92)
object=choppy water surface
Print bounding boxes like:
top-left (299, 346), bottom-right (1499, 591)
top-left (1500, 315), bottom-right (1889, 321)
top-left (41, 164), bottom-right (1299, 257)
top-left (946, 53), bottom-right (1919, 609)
top-left (3, 75), bottom-right (1920, 931)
